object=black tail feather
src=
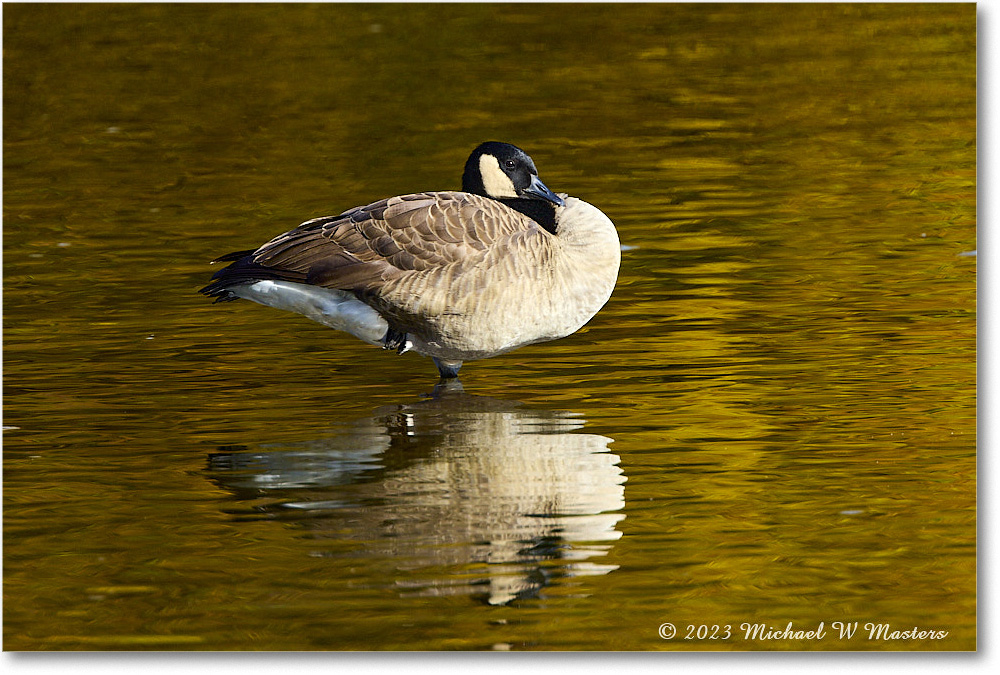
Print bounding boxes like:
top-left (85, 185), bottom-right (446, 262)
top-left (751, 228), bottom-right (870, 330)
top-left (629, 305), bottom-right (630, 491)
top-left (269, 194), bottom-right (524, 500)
top-left (211, 249), bottom-right (257, 264)
top-left (199, 249), bottom-right (308, 301)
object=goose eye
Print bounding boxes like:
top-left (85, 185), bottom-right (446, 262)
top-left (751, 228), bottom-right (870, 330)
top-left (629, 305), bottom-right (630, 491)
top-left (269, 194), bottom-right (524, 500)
top-left (504, 159), bottom-right (517, 169)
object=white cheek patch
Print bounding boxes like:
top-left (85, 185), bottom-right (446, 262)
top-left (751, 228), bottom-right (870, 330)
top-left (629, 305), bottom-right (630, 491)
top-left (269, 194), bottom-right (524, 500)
top-left (479, 154), bottom-right (519, 198)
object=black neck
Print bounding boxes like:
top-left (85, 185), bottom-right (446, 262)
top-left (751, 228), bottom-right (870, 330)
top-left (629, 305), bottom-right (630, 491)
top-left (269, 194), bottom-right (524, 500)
top-left (462, 166), bottom-right (558, 235)
top-left (497, 197), bottom-right (558, 235)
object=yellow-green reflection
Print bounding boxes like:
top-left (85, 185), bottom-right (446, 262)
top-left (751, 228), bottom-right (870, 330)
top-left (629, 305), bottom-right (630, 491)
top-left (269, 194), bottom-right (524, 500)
top-left (4, 3), bottom-right (974, 651)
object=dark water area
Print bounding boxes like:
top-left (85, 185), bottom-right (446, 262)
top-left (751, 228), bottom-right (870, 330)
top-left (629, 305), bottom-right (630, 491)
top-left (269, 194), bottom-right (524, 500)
top-left (3, 3), bottom-right (975, 651)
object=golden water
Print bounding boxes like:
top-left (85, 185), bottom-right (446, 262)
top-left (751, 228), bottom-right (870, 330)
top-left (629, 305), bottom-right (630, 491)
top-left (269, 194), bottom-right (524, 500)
top-left (3, 3), bottom-right (975, 650)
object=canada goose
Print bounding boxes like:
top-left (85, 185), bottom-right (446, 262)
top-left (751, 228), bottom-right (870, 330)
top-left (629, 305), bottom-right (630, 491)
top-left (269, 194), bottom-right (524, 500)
top-left (200, 141), bottom-right (620, 379)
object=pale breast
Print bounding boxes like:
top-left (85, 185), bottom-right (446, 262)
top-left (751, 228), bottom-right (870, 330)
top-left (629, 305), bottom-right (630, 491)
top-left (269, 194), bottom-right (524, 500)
top-left (377, 197), bottom-right (620, 361)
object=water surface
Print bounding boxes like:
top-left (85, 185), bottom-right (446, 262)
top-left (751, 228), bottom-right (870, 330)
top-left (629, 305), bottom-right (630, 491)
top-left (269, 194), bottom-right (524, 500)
top-left (3, 3), bottom-right (975, 650)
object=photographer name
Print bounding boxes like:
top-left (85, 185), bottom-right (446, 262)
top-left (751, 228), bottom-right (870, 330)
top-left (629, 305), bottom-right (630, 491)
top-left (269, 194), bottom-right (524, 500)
top-left (740, 621), bottom-right (949, 642)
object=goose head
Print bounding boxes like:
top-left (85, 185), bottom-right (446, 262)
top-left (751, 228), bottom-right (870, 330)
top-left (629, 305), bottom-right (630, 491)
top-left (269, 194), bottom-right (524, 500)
top-left (462, 142), bottom-right (565, 228)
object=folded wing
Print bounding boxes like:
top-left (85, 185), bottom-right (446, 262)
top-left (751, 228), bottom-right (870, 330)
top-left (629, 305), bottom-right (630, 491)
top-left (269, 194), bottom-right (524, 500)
top-left (201, 191), bottom-right (549, 300)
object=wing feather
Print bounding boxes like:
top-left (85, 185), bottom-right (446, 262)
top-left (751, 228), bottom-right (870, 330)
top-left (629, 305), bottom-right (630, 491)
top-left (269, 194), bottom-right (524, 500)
top-left (246, 191), bottom-right (547, 291)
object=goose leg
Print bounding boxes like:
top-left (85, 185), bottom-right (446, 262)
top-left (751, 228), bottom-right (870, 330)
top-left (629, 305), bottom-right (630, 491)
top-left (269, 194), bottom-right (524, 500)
top-left (433, 358), bottom-right (463, 379)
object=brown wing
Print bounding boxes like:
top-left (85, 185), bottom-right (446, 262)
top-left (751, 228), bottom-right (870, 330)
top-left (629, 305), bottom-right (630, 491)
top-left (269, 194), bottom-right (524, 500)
top-left (245, 191), bottom-right (548, 292)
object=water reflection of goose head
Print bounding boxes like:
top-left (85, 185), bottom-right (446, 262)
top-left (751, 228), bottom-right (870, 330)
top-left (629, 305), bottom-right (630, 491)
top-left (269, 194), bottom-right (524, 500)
top-left (207, 389), bottom-right (626, 605)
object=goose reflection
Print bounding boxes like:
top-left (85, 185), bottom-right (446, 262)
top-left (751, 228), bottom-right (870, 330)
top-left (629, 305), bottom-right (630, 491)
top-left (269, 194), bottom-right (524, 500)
top-left (207, 384), bottom-right (626, 605)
